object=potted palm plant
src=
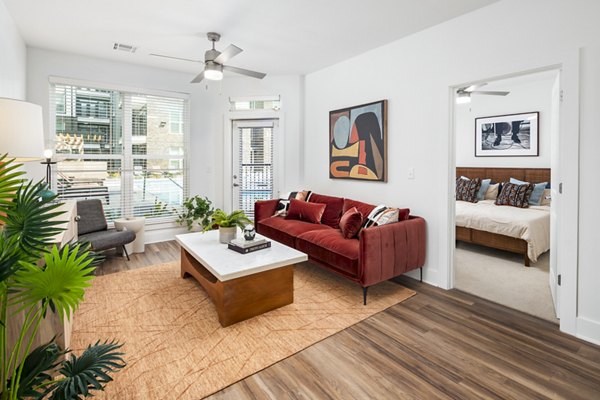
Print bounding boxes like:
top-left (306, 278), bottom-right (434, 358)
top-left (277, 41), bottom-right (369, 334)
top-left (206, 209), bottom-right (252, 243)
top-left (0, 155), bottom-right (125, 399)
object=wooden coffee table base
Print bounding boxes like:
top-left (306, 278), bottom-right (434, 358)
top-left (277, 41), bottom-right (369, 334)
top-left (180, 248), bottom-right (294, 327)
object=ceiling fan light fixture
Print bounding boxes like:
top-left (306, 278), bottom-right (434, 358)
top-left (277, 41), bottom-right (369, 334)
top-left (456, 92), bottom-right (471, 104)
top-left (204, 63), bottom-right (223, 81)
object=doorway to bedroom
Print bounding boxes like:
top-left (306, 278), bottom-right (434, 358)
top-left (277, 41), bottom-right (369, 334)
top-left (451, 69), bottom-right (560, 324)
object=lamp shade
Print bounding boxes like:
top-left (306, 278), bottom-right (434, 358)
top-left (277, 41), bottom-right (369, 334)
top-left (0, 98), bottom-right (45, 162)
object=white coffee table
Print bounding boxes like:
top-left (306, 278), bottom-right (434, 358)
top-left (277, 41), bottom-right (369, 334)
top-left (175, 230), bottom-right (307, 327)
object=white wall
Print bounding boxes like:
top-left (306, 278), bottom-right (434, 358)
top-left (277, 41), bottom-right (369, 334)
top-left (577, 46), bottom-right (600, 344)
top-left (0, 0), bottom-right (26, 99)
top-left (456, 73), bottom-right (555, 168)
top-left (304, 0), bottom-right (600, 343)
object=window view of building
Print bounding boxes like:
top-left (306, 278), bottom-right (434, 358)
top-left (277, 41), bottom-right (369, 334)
top-left (50, 83), bottom-right (188, 222)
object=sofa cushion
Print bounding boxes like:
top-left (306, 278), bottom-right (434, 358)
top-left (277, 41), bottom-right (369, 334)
top-left (296, 229), bottom-right (359, 276)
top-left (286, 199), bottom-right (326, 224)
top-left (258, 216), bottom-right (333, 248)
top-left (339, 207), bottom-right (363, 239)
top-left (308, 193), bottom-right (344, 228)
top-left (343, 198), bottom-right (376, 226)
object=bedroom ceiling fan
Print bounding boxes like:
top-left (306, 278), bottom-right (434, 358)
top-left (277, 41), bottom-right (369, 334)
top-left (150, 32), bottom-right (267, 83)
top-left (456, 83), bottom-right (510, 104)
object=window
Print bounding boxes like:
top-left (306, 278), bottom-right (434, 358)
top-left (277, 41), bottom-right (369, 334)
top-left (169, 109), bottom-right (183, 134)
top-left (49, 80), bottom-right (189, 223)
top-left (229, 96), bottom-right (281, 112)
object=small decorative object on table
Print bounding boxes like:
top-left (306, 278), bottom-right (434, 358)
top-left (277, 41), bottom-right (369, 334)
top-left (228, 236), bottom-right (271, 254)
top-left (243, 224), bottom-right (256, 241)
top-left (206, 209), bottom-right (252, 243)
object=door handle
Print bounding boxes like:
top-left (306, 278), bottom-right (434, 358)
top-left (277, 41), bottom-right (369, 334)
top-left (233, 183), bottom-right (240, 187)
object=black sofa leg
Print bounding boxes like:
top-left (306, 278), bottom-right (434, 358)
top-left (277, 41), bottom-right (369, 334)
top-left (420, 267), bottom-right (423, 282)
top-left (363, 286), bottom-right (368, 306)
top-left (122, 245), bottom-right (130, 261)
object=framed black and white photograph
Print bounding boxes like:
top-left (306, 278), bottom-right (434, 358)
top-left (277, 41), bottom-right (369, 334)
top-left (475, 112), bottom-right (539, 157)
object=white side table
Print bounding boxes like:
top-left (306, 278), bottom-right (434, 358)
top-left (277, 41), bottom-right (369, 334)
top-left (114, 217), bottom-right (146, 254)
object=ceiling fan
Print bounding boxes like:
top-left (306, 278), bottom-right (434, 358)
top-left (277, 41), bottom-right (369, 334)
top-left (150, 32), bottom-right (267, 83)
top-left (456, 83), bottom-right (510, 103)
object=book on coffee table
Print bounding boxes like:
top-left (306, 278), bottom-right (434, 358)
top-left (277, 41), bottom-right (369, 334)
top-left (228, 238), bottom-right (271, 254)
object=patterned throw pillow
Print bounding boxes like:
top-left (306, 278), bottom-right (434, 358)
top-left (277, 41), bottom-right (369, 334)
top-left (495, 182), bottom-right (534, 208)
top-left (456, 178), bottom-right (481, 203)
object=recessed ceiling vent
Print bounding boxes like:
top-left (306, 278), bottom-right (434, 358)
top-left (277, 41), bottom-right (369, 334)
top-left (113, 43), bottom-right (137, 53)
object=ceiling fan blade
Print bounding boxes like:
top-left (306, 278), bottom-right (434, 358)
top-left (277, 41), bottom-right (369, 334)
top-left (214, 44), bottom-right (243, 64)
top-left (150, 53), bottom-right (203, 63)
top-left (471, 90), bottom-right (510, 96)
top-left (463, 83), bottom-right (487, 92)
top-left (190, 71), bottom-right (205, 83)
top-left (223, 65), bottom-right (266, 79)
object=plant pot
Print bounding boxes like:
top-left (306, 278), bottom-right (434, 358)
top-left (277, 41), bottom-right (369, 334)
top-left (219, 226), bottom-right (237, 243)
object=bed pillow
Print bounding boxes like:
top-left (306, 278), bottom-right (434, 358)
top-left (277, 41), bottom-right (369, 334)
top-left (477, 179), bottom-right (491, 201)
top-left (456, 177), bottom-right (481, 203)
top-left (509, 178), bottom-right (547, 206)
top-left (484, 183), bottom-right (500, 200)
top-left (496, 182), bottom-right (534, 208)
top-left (286, 199), bottom-right (326, 224)
top-left (339, 207), bottom-right (363, 239)
top-left (541, 189), bottom-right (552, 206)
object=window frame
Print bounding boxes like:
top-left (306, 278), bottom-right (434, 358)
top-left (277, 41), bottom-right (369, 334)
top-left (48, 77), bottom-right (190, 226)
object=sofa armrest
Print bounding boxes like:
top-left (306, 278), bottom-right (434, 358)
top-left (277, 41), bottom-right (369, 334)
top-left (254, 199), bottom-right (280, 225)
top-left (358, 216), bottom-right (426, 287)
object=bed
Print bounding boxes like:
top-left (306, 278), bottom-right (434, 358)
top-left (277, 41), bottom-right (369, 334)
top-left (455, 167), bottom-right (551, 266)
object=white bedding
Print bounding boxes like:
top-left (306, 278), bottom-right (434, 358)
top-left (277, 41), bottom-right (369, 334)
top-left (455, 200), bottom-right (550, 262)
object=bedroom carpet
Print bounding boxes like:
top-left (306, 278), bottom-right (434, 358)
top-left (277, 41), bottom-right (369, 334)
top-left (455, 242), bottom-right (558, 324)
top-left (70, 261), bottom-right (415, 400)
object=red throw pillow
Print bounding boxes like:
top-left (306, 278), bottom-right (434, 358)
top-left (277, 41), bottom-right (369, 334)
top-left (286, 199), bottom-right (326, 224)
top-left (339, 207), bottom-right (363, 239)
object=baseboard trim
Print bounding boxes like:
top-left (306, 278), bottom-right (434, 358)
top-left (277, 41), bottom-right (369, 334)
top-left (576, 316), bottom-right (600, 346)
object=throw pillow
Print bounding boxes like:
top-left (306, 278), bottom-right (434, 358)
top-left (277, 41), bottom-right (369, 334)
top-left (273, 190), bottom-right (313, 217)
top-left (496, 182), bottom-right (534, 208)
top-left (273, 199), bottom-right (291, 217)
top-left (484, 183), bottom-right (500, 200)
top-left (339, 207), bottom-right (363, 239)
top-left (308, 193), bottom-right (344, 228)
top-left (456, 177), bottom-right (481, 203)
top-left (286, 199), bottom-right (326, 224)
top-left (363, 205), bottom-right (409, 229)
top-left (342, 198), bottom-right (377, 226)
top-left (509, 178), bottom-right (547, 206)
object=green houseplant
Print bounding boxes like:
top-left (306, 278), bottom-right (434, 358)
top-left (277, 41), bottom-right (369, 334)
top-left (206, 209), bottom-right (252, 243)
top-left (0, 155), bottom-right (125, 400)
top-left (175, 196), bottom-right (214, 231)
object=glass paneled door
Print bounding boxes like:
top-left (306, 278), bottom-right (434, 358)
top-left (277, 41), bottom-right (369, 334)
top-left (232, 119), bottom-right (278, 219)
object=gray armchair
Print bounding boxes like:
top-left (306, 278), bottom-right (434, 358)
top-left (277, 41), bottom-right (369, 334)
top-left (76, 199), bottom-right (136, 260)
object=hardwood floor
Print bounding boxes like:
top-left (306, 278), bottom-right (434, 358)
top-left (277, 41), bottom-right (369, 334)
top-left (99, 241), bottom-right (600, 399)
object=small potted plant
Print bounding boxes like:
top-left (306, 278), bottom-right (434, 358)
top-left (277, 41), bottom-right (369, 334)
top-left (207, 209), bottom-right (252, 243)
top-left (176, 195), bottom-right (214, 231)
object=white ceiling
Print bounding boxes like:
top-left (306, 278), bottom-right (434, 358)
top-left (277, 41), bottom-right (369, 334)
top-left (4, 0), bottom-right (498, 76)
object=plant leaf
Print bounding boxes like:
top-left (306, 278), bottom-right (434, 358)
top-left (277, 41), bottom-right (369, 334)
top-left (11, 244), bottom-right (96, 320)
top-left (45, 340), bottom-right (125, 400)
top-left (8, 340), bottom-right (66, 398)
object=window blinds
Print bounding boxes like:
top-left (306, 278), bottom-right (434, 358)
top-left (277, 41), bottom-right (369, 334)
top-left (49, 81), bottom-right (189, 224)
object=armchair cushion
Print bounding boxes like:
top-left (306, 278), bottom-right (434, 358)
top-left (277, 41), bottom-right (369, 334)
top-left (79, 229), bottom-right (135, 252)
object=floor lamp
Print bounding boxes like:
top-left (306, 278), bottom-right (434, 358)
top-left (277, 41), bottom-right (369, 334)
top-left (0, 97), bottom-right (45, 175)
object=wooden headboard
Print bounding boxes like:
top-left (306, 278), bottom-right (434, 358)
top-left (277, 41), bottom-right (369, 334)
top-left (456, 167), bottom-right (550, 184)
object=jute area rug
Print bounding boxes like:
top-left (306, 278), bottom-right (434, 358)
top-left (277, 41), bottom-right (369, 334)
top-left (70, 261), bottom-right (415, 399)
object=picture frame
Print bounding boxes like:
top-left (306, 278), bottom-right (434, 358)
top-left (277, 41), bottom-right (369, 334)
top-left (329, 100), bottom-right (387, 181)
top-left (475, 111), bottom-right (539, 157)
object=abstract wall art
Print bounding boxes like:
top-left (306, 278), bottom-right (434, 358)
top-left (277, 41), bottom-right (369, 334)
top-left (329, 100), bottom-right (387, 181)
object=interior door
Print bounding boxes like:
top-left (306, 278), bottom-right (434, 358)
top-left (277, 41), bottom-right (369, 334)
top-left (549, 71), bottom-right (561, 318)
top-left (232, 119), bottom-right (278, 219)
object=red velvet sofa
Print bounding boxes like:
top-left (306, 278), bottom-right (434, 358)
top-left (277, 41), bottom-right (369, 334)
top-left (254, 193), bottom-right (426, 304)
